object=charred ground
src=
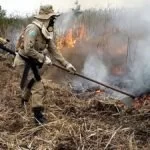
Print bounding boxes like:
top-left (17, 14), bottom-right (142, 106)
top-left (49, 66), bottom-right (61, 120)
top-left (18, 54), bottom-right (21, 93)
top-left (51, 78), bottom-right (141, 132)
top-left (0, 55), bottom-right (149, 150)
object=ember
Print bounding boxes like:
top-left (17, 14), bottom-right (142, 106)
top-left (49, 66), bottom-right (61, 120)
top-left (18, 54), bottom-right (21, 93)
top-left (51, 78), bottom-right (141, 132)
top-left (134, 94), bottom-right (150, 109)
top-left (96, 90), bottom-right (101, 93)
top-left (111, 65), bottom-right (125, 76)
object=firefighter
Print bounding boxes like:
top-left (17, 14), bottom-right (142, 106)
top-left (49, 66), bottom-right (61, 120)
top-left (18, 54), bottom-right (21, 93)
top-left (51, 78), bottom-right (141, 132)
top-left (13, 5), bottom-right (76, 124)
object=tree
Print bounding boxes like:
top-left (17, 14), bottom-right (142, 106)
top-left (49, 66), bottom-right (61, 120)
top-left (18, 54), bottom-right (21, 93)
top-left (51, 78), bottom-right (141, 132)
top-left (0, 5), bottom-right (6, 18)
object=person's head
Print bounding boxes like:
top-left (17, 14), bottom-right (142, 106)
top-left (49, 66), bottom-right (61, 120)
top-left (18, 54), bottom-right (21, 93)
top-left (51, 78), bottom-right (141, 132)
top-left (34, 5), bottom-right (60, 31)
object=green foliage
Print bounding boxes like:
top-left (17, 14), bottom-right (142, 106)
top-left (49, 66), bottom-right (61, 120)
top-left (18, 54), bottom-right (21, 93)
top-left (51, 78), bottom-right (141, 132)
top-left (0, 5), bottom-right (6, 18)
top-left (0, 5), bottom-right (31, 38)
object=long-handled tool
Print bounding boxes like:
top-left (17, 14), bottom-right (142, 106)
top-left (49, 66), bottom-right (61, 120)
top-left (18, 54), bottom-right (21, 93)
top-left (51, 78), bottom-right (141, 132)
top-left (0, 43), bottom-right (135, 106)
top-left (52, 63), bottom-right (136, 106)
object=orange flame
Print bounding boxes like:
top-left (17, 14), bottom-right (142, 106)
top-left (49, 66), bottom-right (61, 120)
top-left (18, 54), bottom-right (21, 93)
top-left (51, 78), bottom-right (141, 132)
top-left (96, 90), bottom-right (101, 94)
top-left (76, 25), bottom-right (86, 40)
top-left (65, 28), bottom-right (76, 48)
top-left (57, 25), bottom-right (87, 49)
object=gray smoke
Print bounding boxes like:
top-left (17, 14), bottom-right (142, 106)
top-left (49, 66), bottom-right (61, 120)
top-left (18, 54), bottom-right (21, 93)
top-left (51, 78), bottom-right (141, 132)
top-left (110, 5), bottom-right (150, 96)
top-left (80, 5), bottom-right (150, 97)
top-left (55, 2), bottom-right (150, 98)
top-left (82, 54), bottom-right (108, 83)
top-left (55, 11), bottom-right (76, 35)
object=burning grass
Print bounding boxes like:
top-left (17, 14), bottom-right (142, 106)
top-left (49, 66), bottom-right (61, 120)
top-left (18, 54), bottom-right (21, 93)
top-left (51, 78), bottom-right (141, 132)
top-left (56, 24), bottom-right (87, 49)
top-left (0, 55), bottom-right (149, 150)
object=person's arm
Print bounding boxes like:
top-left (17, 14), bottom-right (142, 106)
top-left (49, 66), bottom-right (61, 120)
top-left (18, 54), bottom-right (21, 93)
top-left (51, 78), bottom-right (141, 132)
top-left (48, 39), bottom-right (69, 66)
top-left (48, 40), bottom-right (76, 72)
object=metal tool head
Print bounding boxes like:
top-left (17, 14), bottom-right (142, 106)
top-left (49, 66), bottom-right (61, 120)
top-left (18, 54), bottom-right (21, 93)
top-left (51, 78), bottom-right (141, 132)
top-left (122, 96), bottom-right (134, 107)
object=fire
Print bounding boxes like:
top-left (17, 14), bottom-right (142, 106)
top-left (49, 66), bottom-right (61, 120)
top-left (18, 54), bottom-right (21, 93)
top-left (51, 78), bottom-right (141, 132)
top-left (76, 25), bottom-right (86, 40)
top-left (116, 45), bottom-right (127, 55)
top-left (65, 28), bottom-right (76, 48)
top-left (111, 66), bottom-right (125, 76)
top-left (96, 90), bottom-right (101, 94)
top-left (56, 25), bottom-right (87, 49)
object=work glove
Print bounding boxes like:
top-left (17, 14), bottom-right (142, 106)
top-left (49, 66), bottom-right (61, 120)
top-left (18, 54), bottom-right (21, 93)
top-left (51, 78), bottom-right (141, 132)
top-left (66, 63), bottom-right (76, 73)
top-left (44, 56), bottom-right (52, 65)
top-left (0, 37), bottom-right (10, 45)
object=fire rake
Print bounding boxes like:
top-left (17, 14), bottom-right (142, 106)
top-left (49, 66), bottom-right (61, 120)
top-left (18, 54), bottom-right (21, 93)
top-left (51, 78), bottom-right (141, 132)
top-left (53, 63), bottom-right (135, 99)
top-left (0, 42), bottom-right (136, 104)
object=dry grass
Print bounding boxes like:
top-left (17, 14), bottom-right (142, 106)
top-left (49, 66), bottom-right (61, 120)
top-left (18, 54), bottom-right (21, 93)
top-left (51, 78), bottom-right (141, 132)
top-left (0, 55), bottom-right (149, 150)
top-left (0, 8), bottom-right (149, 149)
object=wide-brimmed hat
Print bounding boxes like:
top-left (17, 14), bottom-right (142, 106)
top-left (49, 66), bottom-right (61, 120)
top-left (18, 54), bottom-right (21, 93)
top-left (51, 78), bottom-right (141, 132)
top-left (34, 5), bottom-right (59, 20)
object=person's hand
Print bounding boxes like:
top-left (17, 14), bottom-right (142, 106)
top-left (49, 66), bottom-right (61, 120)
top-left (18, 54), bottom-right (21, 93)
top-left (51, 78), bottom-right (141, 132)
top-left (66, 63), bottom-right (76, 73)
top-left (44, 56), bottom-right (52, 65)
top-left (0, 37), bottom-right (9, 45)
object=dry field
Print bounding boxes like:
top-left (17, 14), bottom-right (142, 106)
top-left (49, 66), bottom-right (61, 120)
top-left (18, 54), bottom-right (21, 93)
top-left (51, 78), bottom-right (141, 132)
top-left (0, 54), bottom-right (149, 150)
top-left (0, 7), bottom-right (150, 150)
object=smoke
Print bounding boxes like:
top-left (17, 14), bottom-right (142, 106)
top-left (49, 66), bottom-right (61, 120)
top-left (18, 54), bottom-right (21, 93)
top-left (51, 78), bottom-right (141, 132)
top-left (55, 11), bottom-right (76, 34)
top-left (54, 1), bottom-right (150, 99)
top-left (82, 54), bottom-right (108, 83)
top-left (110, 5), bottom-right (150, 96)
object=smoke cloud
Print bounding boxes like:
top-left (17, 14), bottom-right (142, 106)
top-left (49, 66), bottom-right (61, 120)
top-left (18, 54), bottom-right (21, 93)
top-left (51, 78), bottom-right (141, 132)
top-left (55, 1), bottom-right (150, 99)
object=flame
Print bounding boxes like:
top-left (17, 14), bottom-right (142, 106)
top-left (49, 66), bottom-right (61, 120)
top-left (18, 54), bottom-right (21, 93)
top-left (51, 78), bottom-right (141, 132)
top-left (96, 90), bottom-right (101, 94)
top-left (65, 28), bottom-right (76, 48)
top-left (111, 66), bottom-right (125, 76)
top-left (57, 25), bottom-right (86, 49)
top-left (76, 25), bottom-right (86, 40)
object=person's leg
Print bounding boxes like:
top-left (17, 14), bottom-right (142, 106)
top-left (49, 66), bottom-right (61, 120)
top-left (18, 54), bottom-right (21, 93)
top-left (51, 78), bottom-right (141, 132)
top-left (15, 65), bottom-right (30, 106)
top-left (19, 65), bottom-right (33, 106)
top-left (31, 80), bottom-right (46, 124)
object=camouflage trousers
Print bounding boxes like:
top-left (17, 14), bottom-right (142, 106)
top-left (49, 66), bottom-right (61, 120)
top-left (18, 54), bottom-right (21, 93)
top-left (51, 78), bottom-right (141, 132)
top-left (16, 63), bottom-right (48, 109)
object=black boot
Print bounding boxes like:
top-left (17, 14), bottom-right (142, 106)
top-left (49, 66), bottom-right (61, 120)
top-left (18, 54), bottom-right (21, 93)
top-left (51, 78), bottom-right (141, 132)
top-left (32, 107), bottom-right (47, 125)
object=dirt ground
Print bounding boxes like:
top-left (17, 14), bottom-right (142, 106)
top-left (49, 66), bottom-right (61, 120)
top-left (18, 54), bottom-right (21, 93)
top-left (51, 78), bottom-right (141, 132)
top-left (0, 55), bottom-right (149, 150)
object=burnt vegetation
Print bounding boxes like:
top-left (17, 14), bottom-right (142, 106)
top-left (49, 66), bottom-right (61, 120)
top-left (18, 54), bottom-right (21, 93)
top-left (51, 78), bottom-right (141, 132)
top-left (0, 4), bottom-right (150, 150)
top-left (0, 55), bottom-right (149, 149)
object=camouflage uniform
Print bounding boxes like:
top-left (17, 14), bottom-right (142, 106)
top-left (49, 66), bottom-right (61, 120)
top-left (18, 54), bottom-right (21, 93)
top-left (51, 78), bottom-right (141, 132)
top-left (14, 5), bottom-right (76, 123)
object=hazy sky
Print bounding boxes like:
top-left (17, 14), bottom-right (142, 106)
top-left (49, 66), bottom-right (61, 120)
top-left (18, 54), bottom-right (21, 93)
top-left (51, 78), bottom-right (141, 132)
top-left (0, 0), bottom-right (147, 16)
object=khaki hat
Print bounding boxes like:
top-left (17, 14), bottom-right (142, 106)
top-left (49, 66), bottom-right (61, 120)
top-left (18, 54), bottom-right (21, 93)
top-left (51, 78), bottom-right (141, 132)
top-left (34, 5), bottom-right (58, 20)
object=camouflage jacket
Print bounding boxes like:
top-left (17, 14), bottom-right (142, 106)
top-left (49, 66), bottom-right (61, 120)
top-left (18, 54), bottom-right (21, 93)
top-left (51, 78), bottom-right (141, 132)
top-left (18, 23), bottom-right (69, 67)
